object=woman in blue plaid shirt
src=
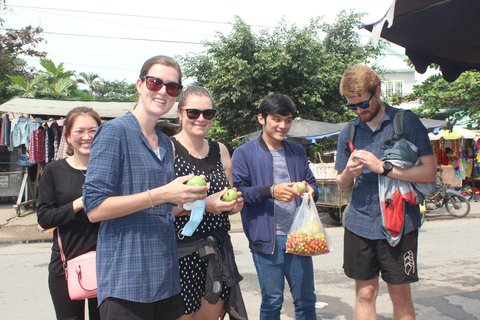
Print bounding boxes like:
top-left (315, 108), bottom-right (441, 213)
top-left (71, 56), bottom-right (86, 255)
top-left (83, 56), bottom-right (208, 320)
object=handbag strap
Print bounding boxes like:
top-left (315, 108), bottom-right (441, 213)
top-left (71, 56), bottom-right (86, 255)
top-left (56, 230), bottom-right (68, 273)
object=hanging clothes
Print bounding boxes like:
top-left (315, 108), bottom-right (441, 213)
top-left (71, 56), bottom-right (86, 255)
top-left (2, 114), bottom-right (11, 147)
top-left (29, 126), bottom-right (46, 164)
top-left (9, 116), bottom-right (30, 151)
top-left (55, 134), bottom-right (69, 160)
top-left (0, 114), bottom-right (7, 146)
top-left (45, 123), bottom-right (56, 163)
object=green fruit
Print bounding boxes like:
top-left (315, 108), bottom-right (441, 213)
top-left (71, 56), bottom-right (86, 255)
top-left (186, 176), bottom-right (206, 194)
top-left (222, 189), bottom-right (238, 202)
top-left (293, 182), bottom-right (307, 193)
top-left (352, 158), bottom-right (359, 162)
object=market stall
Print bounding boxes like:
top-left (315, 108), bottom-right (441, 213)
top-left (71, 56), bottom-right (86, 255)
top-left (0, 97), bottom-right (179, 215)
top-left (428, 126), bottom-right (479, 189)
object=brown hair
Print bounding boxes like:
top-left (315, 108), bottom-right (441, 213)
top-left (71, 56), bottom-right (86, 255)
top-left (339, 64), bottom-right (380, 98)
top-left (138, 55), bottom-right (182, 85)
top-left (177, 86), bottom-right (215, 110)
top-left (64, 107), bottom-right (102, 156)
top-left (176, 86), bottom-right (215, 133)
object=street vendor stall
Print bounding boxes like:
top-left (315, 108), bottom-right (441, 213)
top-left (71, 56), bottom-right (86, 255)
top-left (428, 126), bottom-right (479, 187)
top-left (0, 97), bottom-right (179, 215)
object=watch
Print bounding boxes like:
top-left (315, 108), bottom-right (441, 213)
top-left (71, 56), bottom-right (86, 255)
top-left (382, 161), bottom-right (393, 176)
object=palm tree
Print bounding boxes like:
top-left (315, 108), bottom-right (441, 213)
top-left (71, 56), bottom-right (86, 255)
top-left (76, 72), bottom-right (102, 98)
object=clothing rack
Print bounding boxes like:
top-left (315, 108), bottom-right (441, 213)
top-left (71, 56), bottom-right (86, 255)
top-left (13, 165), bottom-right (36, 216)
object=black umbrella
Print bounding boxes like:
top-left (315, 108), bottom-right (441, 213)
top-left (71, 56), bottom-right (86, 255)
top-left (363, 0), bottom-right (480, 82)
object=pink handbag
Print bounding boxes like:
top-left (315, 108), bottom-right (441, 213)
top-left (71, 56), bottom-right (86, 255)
top-left (57, 232), bottom-right (97, 300)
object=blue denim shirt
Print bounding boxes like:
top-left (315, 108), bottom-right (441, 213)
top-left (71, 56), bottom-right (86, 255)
top-left (334, 105), bottom-right (433, 240)
top-left (83, 112), bottom-right (180, 305)
top-left (9, 116), bottom-right (30, 150)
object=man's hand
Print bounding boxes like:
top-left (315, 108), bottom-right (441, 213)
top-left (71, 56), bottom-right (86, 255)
top-left (351, 150), bottom-right (383, 175)
top-left (273, 183), bottom-right (299, 202)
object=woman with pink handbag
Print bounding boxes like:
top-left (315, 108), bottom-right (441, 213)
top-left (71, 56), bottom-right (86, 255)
top-left (37, 107), bottom-right (102, 320)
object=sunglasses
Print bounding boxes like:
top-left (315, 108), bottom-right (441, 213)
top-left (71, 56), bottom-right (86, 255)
top-left (180, 108), bottom-right (216, 120)
top-left (142, 76), bottom-right (183, 97)
top-left (345, 92), bottom-right (375, 110)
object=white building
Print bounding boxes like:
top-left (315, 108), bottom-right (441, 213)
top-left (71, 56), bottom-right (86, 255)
top-left (375, 46), bottom-right (422, 109)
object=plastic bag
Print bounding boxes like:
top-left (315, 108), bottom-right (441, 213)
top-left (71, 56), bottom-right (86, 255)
top-left (286, 193), bottom-right (332, 256)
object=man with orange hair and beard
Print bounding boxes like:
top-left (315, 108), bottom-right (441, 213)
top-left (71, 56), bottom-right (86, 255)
top-left (335, 64), bottom-right (436, 320)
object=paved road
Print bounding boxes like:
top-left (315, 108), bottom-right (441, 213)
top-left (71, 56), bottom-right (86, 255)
top-left (1, 202), bottom-right (480, 319)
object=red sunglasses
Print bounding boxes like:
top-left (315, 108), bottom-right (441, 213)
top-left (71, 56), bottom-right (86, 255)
top-left (142, 76), bottom-right (183, 97)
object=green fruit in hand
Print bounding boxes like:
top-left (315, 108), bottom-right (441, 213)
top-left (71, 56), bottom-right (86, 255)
top-left (186, 176), bottom-right (206, 194)
top-left (293, 182), bottom-right (307, 193)
top-left (352, 157), bottom-right (359, 162)
top-left (222, 189), bottom-right (238, 202)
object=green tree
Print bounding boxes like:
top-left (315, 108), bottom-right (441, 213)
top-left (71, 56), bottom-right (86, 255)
top-left (7, 58), bottom-right (91, 100)
top-left (0, 0), bottom-right (47, 103)
top-left (76, 71), bottom-right (103, 98)
top-left (7, 74), bottom-right (45, 98)
top-left (180, 12), bottom-right (382, 147)
top-left (38, 58), bottom-right (76, 84)
top-left (412, 71), bottom-right (480, 127)
top-left (95, 79), bottom-right (138, 101)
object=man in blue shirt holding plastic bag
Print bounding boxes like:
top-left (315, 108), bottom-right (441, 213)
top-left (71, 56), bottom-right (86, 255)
top-left (232, 93), bottom-right (319, 319)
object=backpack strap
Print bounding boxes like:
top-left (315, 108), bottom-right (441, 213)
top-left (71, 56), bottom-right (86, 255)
top-left (346, 120), bottom-right (356, 153)
top-left (384, 109), bottom-right (409, 144)
top-left (348, 109), bottom-right (410, 147)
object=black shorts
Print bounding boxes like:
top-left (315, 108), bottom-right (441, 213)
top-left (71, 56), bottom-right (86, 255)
top-left (99, 294), bottom-right (184, 320)
top-left (343, 228), bottom-right (419, 285)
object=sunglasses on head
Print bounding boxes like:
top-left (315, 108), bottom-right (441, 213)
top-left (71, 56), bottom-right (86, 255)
top-left (142, 76), bottom-right (183, 97)
top-left (345, 92), bottom-right (375, 110)
top-left (180, 108), bottom-right (216, 120)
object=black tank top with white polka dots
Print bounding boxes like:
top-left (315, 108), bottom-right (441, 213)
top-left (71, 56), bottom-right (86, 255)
top-left (171, 137), bottom-right (231, 239)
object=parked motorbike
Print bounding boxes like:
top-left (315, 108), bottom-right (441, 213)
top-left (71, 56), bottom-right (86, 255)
top-left (421, 176), bottom-right (471, 225)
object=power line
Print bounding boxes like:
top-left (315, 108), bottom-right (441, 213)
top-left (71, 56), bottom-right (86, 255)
top-left (0, 27), bottom-right (202, 44)
top-left (12, 6), bottom-right (218, 38)
top-left (20, 57), bottom-right (139, 74)
top-left (7, 4), bottom-right (272, 28)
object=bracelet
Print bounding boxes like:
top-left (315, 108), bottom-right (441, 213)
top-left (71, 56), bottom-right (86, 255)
top-left (147, 189), bottom-right (154, 208)
top-left (271, 184), bottom-right (275, 199)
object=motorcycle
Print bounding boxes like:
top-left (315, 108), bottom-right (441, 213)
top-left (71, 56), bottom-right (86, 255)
top-left (421, 176), bottom-right (471, 225)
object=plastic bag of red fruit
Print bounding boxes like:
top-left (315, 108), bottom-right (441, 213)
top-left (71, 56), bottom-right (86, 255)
top-left (286, 194), bottom-right (332, 256)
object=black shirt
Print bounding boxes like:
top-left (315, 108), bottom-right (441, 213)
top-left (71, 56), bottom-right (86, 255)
top-left (37, 159), bottom-right (99, 276)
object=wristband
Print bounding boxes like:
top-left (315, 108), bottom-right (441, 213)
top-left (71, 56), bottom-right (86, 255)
top-left (271, 184), bottom-right (275, 199)
top-left (147, 189), bottom-right (155, 208)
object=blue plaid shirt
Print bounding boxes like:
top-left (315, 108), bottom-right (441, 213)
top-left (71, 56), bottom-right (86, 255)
top-left (83, 112), bottom-right (180, 305)
top-left (334, 105), bottom-right (433, 239)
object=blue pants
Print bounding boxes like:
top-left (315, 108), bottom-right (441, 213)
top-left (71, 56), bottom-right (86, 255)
top-left (251, 235), bottom-right (317, 320)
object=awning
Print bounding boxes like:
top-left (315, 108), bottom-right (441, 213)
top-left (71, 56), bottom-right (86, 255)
top-left (362, 0), bottom-right (480, 82)
top-left (428, 126), bottom-right (478, 140)
top-left (244, 118), bottom-right (346, 145)
top-left (244, 117), bottom-right (452, 146)
top-left (0, 97), bottom-right (179, 119)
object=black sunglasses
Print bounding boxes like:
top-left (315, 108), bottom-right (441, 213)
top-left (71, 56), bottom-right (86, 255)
top-left (180, 108), bottom-right (216, 120)
top-left (345, 92), bottom-right (375, 110)
top-left (142, 76), bottom-right (183, 97)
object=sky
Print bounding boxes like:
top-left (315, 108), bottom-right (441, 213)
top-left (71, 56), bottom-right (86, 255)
top-left (3, 0), bottom-right (435, 85)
